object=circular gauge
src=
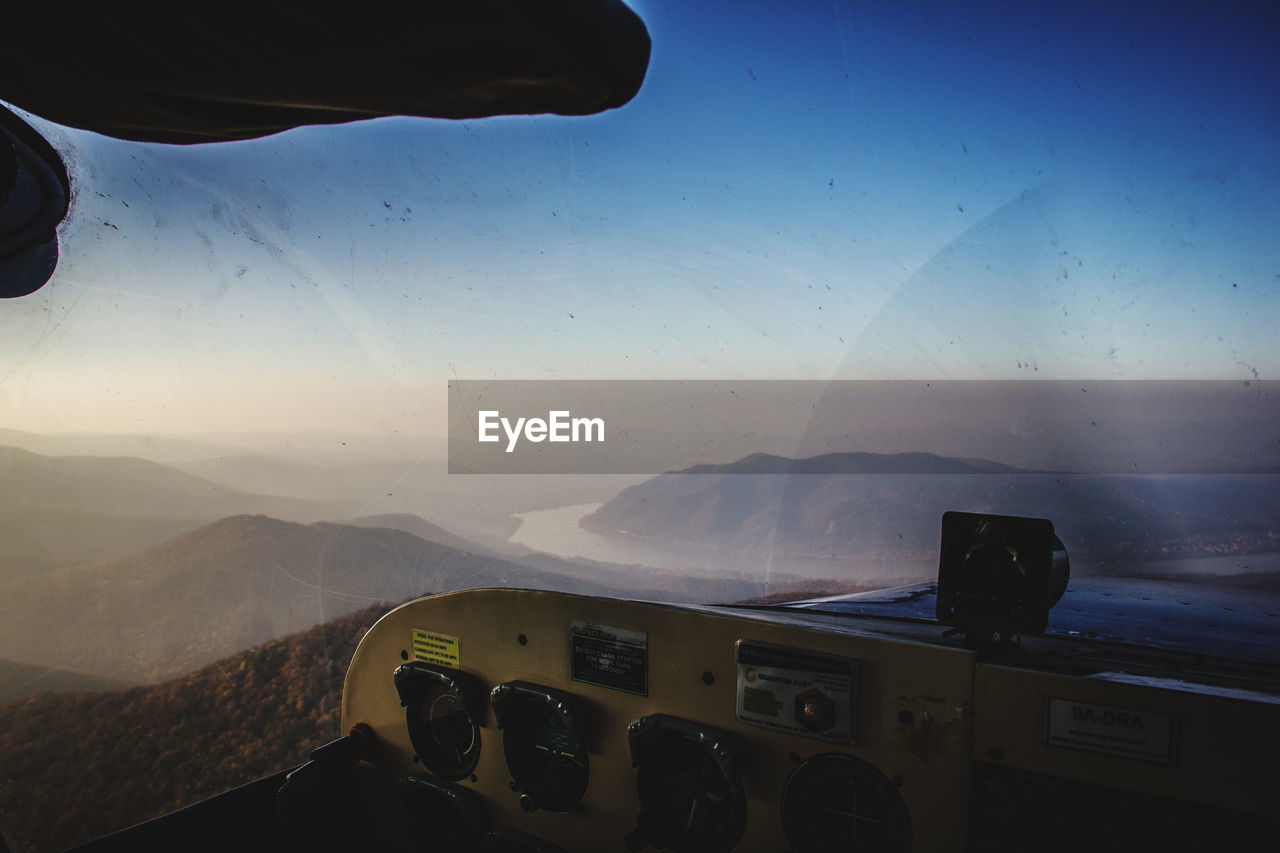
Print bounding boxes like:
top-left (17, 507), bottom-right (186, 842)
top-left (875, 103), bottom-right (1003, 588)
top-left (626, 714), bottom-right (746, 853)
top-left (781, 753), bottom-right (911, 853)
top-left (399, 774), bottom-right (484, 851)
top-left (490, 681), bottom-right (590, 813)
top-left (394, 663), bottom-right (482, 781)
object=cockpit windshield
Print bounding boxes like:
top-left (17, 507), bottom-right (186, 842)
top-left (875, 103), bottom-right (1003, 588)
top-left (1, 2), bottom-right (1277, 850)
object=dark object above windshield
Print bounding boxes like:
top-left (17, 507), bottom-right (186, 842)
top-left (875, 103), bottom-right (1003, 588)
top-left (0, 106), bottom-right (68, 297)
top-left (0, 1), bottom-right (650, 144)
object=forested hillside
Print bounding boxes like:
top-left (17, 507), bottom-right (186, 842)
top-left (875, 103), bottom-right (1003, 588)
top-left (0, 604), bottom-right (389, 853)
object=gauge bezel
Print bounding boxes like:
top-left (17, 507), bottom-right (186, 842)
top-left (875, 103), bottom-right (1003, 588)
top-left (398, 774), bottom-right (485, 850)
top-left (490, 681), bottom-right (591, 813)
top-left (626, 713), bottom-right (747, 853)
top-left (780, 752), bottom-right (911, 853)
top-left (393, 662), bottom-right (484, 782)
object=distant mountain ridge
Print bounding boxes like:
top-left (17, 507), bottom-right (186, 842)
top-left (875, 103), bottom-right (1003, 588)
top-left (582, 451), bottom-right (1280, 570)
top-left (0, 658), bottom-right (134, 704)
top-left (347, 512), bottom-right (493, 554)
top-left (0, 514), bottom-right (697, 686)
top-left (0, 509), bottom-right (207, 581)
top-left (672, 451), bottom-right (1028, 475)
top-left (0, 445), bottom-right (334, 519)
top-left (0, 444), bottom-right (344, 581)
top-left (0, 433), bottom-right (645, 554)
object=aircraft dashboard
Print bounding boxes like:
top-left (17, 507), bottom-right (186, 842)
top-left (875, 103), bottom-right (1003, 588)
top-left (338, 587), bottom-right (1280, 852)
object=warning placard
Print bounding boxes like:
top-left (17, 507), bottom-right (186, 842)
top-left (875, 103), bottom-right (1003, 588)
top-left (570, 620), bottom-right (648, 696)
top-left (736, 641), bottom-right (859, 745)
top-left (411, 629), bottom-right (460, 670)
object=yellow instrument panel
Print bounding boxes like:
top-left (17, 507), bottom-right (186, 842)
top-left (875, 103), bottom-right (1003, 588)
top-left (340, 588), bottom-right (1279, 852)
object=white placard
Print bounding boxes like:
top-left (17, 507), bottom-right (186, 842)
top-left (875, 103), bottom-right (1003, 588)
top-left (1045, 697), bottom-right (1177, 764)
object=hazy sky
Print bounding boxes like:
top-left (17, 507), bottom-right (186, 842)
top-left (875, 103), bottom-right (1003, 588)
top-left (2, 1), bottom-right (1277, 438)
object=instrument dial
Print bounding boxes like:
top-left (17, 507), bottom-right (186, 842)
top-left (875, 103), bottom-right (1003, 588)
top-left (394, 663), bottom-right (483, 781)
top-left (490, 681), bottom-right (591, 813)
top-left (781, 753), bottom-right (911, 853)
top-left (626, 714), bottom-right (746, 853)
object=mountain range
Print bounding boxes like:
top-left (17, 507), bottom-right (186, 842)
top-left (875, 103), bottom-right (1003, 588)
top-left (0, 445), bottom-right (333, 520)
top-left (0, 658), bottom-right (133, 704)
top-left (0, 513), bottom-right (700, 685)
top-left (0, 431), bottom-right (649, 551)
top-left (0, 445), bottom-right (339, 580)
top-left (673, 451), bottom-right (1028, 475)
top-left (582, 451), bottom-right (1280, 568)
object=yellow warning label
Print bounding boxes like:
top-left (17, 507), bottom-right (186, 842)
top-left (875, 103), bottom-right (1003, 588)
top-left (411, 629), bottom-right (461, 670)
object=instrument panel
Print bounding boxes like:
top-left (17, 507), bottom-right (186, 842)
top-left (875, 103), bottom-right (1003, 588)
top-left (340, 588), bottom-right (1279, 852)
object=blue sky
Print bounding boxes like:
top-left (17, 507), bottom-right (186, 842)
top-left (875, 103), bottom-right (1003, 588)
top-left (1, 0), bottom-right (1277, 436)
